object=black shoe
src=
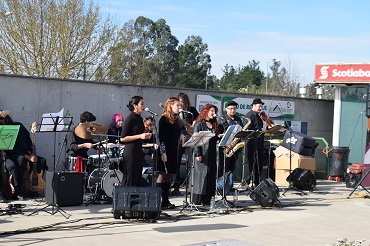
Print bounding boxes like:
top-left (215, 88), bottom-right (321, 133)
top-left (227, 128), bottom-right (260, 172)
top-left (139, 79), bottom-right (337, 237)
top-left (161, 201), bottom-right (175, 209)
top-left (16, 195), bottom-right (25, 201)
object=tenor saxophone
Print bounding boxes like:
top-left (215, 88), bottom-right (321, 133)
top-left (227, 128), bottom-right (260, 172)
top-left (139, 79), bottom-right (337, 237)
top-left (225, 116), bottom-right (251, 158)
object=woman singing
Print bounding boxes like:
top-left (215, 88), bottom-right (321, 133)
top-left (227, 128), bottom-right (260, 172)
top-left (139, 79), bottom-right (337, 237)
top-left (120, 96), bottom-right (152, 186)
top-left (157, 97), bottom-right (181, 209)
top-left (191, 104), bottom-right (220, 205)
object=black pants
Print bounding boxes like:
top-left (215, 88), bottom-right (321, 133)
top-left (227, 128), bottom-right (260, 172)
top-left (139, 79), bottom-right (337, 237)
top-left (246, 139), bottom-right (264, 186)
top-left (6, 155), bottom-right (47, 189)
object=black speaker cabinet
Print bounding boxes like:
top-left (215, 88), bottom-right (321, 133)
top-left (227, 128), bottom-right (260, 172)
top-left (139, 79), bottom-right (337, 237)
top-left (282, 131), bottom-right (316, 156)
top-left (113, 186), bottom-right (161, 219)
top-left (250, 178), bottom-right (280, 207)
top-left (286, 168), bottom-right (316, 190)
top-left (45, 171), bottom-right (84, 207)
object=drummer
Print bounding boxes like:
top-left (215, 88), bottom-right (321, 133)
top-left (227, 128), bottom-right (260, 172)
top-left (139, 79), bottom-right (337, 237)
top-left (107, 113), bottom-right (124, 144)
top-left (69, 111), bottom-right (99, 159)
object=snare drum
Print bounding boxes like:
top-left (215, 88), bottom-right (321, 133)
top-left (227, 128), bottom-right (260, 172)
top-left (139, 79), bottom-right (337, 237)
top-left (87, 168), bottom-right (123, 198)
top-left (88, 154), bottom-right (108, 168)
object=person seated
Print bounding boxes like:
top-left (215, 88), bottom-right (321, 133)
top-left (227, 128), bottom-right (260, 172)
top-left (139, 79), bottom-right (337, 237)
top-left (107, 114), bottom-right (124, 144)
top-left (0, 110), bottom-right (48, 200)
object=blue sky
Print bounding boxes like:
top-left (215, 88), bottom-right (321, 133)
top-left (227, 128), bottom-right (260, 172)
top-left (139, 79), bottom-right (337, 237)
top-left (95, 0), bottom-right (370, 85)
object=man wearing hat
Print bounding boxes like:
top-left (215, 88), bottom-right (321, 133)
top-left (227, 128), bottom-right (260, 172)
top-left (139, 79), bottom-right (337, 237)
top-left (245, 98), bottom-right (265, 187)
top-left (217, 100), bottom-right (244, 183)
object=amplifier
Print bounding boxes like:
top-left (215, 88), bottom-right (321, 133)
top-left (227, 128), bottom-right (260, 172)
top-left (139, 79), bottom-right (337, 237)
top-left (113, 186), bottom-right (161, 219)
top-left (45, 171), bottom-right (84, 207)
top-left (281, 131), bottom-right (316, 156)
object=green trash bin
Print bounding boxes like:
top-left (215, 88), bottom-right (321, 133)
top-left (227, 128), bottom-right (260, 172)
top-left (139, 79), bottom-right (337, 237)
top-left (327, 146), bottom-right (350, 179)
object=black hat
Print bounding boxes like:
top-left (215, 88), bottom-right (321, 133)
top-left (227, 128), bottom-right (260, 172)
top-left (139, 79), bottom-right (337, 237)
top-left (251, 98), bottom-right (264, 105)
top-left (225, 101), bottom-right (238, 108)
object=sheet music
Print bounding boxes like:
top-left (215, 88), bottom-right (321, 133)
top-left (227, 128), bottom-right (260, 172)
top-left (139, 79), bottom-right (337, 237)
top-left (40, 108), bottom-right (65, 132)
top-left (218, 124), bottom-right (242, 147)
top-left (183, 131), bottom-right (215, 147)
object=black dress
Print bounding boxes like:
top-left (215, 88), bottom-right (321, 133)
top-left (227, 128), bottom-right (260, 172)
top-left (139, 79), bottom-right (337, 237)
top-left (190, 120), bottom-right (218, 205)
top-left (121, 111), bottom-right (145, 186)
top-left (158, 116), bottom-right (180, 174)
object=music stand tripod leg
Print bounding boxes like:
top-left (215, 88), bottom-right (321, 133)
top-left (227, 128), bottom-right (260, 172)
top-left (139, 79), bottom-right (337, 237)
top-left (347, 167), bottom-right (370, 198)
top-left (180, 147), bottom-right (200, 213)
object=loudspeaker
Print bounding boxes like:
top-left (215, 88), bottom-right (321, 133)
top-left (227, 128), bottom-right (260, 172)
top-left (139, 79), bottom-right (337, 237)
top-left (45, 171), bottom-right (84, 207)
top-left (112, 186), bottom-right (161, 219)
top-left (282, 131), bottom-right (316, 156)
top-left (286, 168), bottom-right (316, 190)
top-left (250, 178), bottom-right (279, 207)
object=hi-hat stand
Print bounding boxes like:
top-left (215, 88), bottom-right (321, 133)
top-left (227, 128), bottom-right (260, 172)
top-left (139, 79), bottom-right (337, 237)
top-left (180, 131), bottom-right (215, 214)
top-left (28, 112), bottom-right (73, 218)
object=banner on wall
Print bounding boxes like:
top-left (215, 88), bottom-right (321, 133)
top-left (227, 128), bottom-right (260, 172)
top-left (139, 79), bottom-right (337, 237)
top-left (196, 95), bottom-right (222, 113)
top-left (222, 96), bottom-right (295, 118)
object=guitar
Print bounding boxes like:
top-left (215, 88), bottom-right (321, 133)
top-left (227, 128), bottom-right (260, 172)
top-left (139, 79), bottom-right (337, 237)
top-left (26, 122), bottom-right (46, 194)
top-left (1, 151), bottom-right (15, 199)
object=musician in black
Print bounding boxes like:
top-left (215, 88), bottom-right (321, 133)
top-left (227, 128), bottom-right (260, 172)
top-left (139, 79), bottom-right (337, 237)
top-left (120, 96), bottom-right (152, 186)
top-left (217, 100), bottom-right (243, 177)
top-left (107, 113), bottom-right (124, 144)
top-left (0, 110), bottom-right (47, 200)
top-left (158, 97), bottom-right (181, 209)
top-left (69, 111), bottom-right (97, 159)
top-left (174, 92), bottom-right (199, 195)
top-left (245, 98), bottom-right (265, 186)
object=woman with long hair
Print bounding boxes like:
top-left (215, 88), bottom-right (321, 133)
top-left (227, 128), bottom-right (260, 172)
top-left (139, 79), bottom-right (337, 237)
top-left (191, 104), bottom-right (220, 205)
top-left (120, 96), bottom-right (152, 186)
top-left (157, 97), bottom-right (181, 209)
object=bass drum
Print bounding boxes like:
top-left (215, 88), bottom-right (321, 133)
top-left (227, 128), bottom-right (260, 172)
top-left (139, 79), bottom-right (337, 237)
top-left (87, 169), bottom-right (123, 198)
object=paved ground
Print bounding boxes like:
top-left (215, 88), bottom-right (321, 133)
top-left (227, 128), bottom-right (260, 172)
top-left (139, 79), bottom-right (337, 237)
top-left (1, 180), bottom-right (370, 246)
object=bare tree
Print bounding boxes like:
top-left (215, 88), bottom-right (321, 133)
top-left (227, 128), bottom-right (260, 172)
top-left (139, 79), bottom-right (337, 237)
top-left (0, 0), bottom-right (116, 80)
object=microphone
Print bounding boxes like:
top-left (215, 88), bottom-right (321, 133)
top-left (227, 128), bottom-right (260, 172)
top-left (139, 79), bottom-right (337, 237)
top-left (179, 109), bottom-right (193, 114)
top-left (145, 107), bottom-right (158, 116)
top-left (213, 114), bottom-right (223, 119)
top-left (158, 103), bottom-right (164, 108)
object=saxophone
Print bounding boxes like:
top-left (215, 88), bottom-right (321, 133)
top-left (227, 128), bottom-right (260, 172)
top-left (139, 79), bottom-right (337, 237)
top-left (225, 116), bottom-right (251, 158)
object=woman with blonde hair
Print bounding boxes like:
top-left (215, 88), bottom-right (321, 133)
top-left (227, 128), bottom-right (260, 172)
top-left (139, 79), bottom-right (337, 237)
top-left (157, 97), bottom-right (181, 209)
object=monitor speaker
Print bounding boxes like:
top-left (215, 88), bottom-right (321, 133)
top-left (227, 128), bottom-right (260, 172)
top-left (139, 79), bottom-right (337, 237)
top-left (45, 171), bottom-right (84, 207)
top-left (286, 168), bottom-right (316, 190)
top-left (250, 178), bottom-right (279, 207)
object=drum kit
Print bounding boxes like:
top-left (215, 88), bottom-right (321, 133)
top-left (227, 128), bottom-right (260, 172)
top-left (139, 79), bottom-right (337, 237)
top-left (69, 121), bottom-right (125, 201)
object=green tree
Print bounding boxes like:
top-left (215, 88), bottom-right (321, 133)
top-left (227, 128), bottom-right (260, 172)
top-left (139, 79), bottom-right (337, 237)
top-left (0, 0), bottom-right (116, 79)
top-left (177, 35), bottom-right (211, 89)
top-left (104, 16), bottom-right (179, 85)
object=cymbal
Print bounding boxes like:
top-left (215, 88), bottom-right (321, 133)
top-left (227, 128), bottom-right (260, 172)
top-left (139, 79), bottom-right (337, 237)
top-left (75, 121), bottom-right (108, 139)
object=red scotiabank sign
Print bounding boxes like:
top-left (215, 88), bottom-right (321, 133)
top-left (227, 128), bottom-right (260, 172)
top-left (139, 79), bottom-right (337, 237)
top-left (314, 64), bottom-right (370, 84)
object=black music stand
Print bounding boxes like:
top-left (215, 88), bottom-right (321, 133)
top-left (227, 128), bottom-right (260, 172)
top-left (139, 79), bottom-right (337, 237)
top-left (0, 125), bottom-right (20, 202)
top-left (233, 129), bottom-right (258, 193)
top-left (180, 131), bottom-right (215, 214)
top-left (217, 125), bottom-right (242, 210)
top-left (28, 112), bottom-right (73, 218)
top-left (264, 125), bottom-right (287, 179)
top-left (347, 167), bottom-right (370, 198)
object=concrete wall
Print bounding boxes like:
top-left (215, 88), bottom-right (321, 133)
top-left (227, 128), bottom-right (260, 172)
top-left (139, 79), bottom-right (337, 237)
top-left (0, 74), bottom-right (334, 171)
